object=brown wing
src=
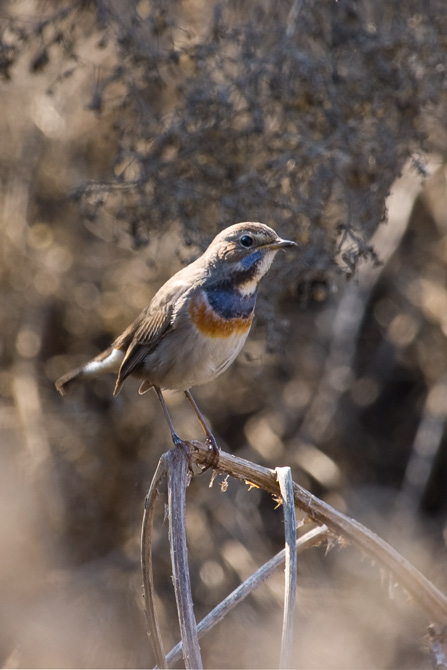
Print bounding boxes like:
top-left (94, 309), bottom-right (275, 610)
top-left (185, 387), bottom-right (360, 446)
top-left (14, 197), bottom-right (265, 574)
top-left (111, 255), bottom-right (206, 395)
top-left (113, 302), bottom-right (174, 395)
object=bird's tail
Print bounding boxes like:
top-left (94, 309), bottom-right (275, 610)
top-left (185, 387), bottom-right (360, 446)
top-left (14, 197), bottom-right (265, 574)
top-left (55, 347), bottom-right (125, 395)
top-left (55, 366), bottom-right (87, 395)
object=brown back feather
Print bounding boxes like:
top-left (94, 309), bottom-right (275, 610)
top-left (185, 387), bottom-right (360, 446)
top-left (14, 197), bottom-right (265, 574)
top-left (113, 304), bottom-right (174, 394)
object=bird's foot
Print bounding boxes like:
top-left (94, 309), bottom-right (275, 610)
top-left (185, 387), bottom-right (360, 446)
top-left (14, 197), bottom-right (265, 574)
top-left (200, 433), bottom-right (220, 472)
top-left (171, 432), bottom-right (193, 473)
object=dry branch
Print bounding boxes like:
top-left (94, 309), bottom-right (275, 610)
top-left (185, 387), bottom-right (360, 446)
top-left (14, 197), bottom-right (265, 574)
top-left (163, 526), bottom-right (328, 667)
top-left (141, 442), bottom-right (447, 668)
top-left (141, 458), bottom-right (169, 669)
top-left (189, 442), bottom-right (447, 625)
top-left (166, 449), bottom-right (203, 669)
top-left (276, 466), bottom-right (297, 668)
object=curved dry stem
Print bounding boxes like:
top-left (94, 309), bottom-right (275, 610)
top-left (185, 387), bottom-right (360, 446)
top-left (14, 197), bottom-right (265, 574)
top-left (190, 441), bottom-right (447, 625)
top-left (276, 466), bottom-right (297, 669)
top-left (164, 526), bottom-right (328, 667)
top-left (166, 448), bottom-right (203, 669)
top-left (141, 456), bottom-right (169, 669)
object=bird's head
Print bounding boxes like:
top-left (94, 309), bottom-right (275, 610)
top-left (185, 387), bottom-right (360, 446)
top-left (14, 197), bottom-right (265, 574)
top-left (205, 222), bottom-right (297, 291)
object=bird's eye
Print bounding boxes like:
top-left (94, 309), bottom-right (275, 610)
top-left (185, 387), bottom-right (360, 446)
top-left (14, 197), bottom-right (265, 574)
top-left (240, 234), bottom-right (253, 248)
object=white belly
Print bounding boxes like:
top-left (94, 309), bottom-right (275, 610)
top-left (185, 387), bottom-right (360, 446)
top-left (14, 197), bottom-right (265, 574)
top-left (142, 326), bottom-right (250, 391)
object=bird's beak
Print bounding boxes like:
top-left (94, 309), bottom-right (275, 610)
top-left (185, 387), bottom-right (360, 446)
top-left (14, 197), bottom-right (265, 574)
top-left (264, 237), bottom-right (298, 250)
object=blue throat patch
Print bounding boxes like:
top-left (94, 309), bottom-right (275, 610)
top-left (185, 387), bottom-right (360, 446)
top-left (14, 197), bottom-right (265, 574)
top-left (240, 249), bottom-right (262, 270)
top-left (206, 286), bottom-right (256, 320)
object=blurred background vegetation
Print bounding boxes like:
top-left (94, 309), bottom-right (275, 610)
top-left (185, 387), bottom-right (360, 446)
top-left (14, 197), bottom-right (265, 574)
top-left (1, 0), bottom-right (447, 667)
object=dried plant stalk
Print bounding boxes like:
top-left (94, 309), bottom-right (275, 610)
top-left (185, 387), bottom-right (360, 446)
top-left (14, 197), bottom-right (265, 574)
top-left (141, 442), bottom-right (447, 669)
top-left (164, 526), bottom-right (328, 667)
top-left (190, 442), bottom-right (447, 625)
top-left (166, 449), bottom-right (203, 669)
top-left (141, 457), bottom-right (169, 669)
top-left (276, 467), bottom-right (297, 668)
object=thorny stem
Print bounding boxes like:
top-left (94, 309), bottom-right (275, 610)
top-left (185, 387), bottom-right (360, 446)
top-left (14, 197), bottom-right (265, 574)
top-left (190, 441), bottom-right (447, 625)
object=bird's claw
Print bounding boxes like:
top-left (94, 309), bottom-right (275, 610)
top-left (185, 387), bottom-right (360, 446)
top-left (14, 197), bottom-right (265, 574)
top-left (171, 433), bottom-right (194, 473)
top-left (200, 434), bottom-right (220, 472)
top-left (171, 431), bottom-right (219, 474)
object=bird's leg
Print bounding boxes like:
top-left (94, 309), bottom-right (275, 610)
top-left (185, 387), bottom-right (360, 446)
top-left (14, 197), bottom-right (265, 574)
top-left (184, 389), bottom-right (220, 470)
top-left (154, 386), bottom-right (192, 466)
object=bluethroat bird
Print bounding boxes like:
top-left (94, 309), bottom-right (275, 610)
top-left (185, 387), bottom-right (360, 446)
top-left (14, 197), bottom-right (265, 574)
top-left (55, 222), bottom-right (297, 466)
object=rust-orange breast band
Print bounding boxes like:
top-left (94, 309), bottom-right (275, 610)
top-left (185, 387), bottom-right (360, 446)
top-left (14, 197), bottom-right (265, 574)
top-left (188, 294), bottom-right (254, 338)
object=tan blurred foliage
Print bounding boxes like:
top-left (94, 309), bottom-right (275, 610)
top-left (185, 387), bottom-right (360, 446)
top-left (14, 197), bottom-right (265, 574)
top-left (1, 1), bottom-right (447, 668)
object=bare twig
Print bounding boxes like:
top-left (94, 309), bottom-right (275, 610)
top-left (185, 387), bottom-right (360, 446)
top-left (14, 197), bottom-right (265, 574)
top-left (166, 448), bottom-right (203, 669)
top-left (164, 526), bottom-right (328, 667)
top-left (190, 441), bottom-right (447, 624)
top-left (276, 467), bottom-right (297, 669)
top-left (143, 441), bottom-right (447, 668)
top-left (141, 457), bottom-right (169, 669)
